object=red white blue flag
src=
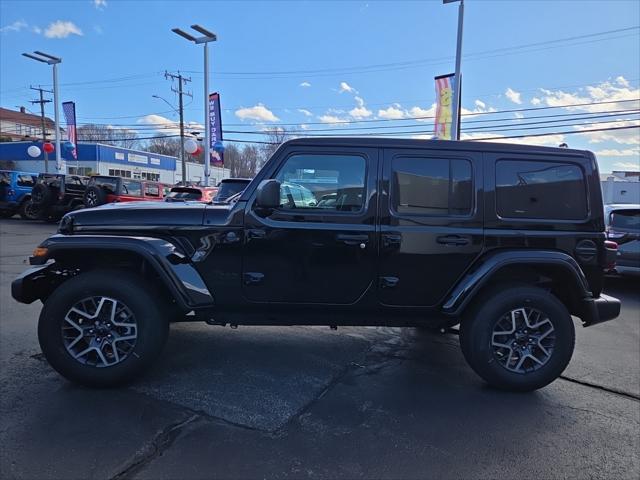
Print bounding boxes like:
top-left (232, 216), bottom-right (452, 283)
top-left (62, 101), bottom-right (77, 159)
top-left (208, 93), bottom-right (223, 167)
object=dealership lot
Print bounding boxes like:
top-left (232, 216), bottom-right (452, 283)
top-left (0, 219), bottom-right (638, 479)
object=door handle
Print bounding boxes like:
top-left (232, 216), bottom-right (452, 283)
top-left (247, 228), bottom-right (266, 240)
top-left (336, 233), bottom-right (369, 246)
top-left (382, 233), bottom-right (402, 249)
top-left (436, 235), bottom-right (470, 246)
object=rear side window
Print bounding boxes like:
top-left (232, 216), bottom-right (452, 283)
top-left (122, 180), bottom-right (142, 196)
top-left (392, 157), bottom-right (472, 216)
top-left (145, 184), bottom-right (160, 197)
top-left (496, 160), bottom-right (587, 220)
top-left (17, 175), bottom-right (35, 187)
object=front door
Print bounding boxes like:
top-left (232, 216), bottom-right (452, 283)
top-left (378, 148), bottom-right (484, 307)
top-left (242, 147), bottom-right (379, 304)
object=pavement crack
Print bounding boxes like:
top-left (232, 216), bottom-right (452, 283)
top-left (110, 414), bottom-right (200, 480)
top-left (559, 375), bottom-right (640, 401)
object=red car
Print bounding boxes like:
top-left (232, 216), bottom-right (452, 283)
top-left (164, 186), bottom-right (218, 203)
top-left (83, 176), bottom-right (166, 208)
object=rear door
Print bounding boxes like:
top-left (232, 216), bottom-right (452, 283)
top-left (378, 148), bottom-right (484, 307)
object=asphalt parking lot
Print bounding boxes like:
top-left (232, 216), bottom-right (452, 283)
top-left (1, 218), bottom-right (638, 480)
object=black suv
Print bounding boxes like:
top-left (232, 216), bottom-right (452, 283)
top-left (30, 173), bottom-right (88, 221)
top-left (213, 177), bottom-right (251, 203)
top-left (12, 138), bottom-right (620, 391)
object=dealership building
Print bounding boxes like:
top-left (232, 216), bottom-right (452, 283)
top-left (0, 141), bottom-right (230, 185)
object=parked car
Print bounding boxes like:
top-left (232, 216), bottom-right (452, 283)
top-left (83, 176), bottom-right (166, 207)
top-left (212, 178), bottom-right (251, 203)
top-left (280, 182), bottom-right (317, 208)
top-left (0, 170), bottom-right (39, 219)
top-left (13, 138), bottom-right (621, 392)
top-left (30, 173), bottom-right (88, 221)
top-left (165, 186), bottom-right (218, 203)
top-left (605, 203), bottom-right (640, 276)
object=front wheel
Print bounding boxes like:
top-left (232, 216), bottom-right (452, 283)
top-left (460, 285), bottom-right (575, 392)
top-left (38, 270), bottom-right (169, 387)
top-left (19, 199), bottom-right (39, 220)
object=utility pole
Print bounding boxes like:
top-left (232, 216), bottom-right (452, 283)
top-left (164, 71), bottom-right (192, 184)
top-left (29, 85), bottom-right (52, 173)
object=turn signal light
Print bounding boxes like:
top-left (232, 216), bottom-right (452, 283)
top-left (32, 247), bottom-right (48, 258)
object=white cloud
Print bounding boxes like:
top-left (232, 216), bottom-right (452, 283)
top-left (531, 97), bottom-right (542, 105)
top-left (44, 20), bottom-right (83, 38)
top-left (93, 0), bottom-right (107, 8)
top-left (573, 119), bottom-right (640, 145)
top-left (378, 104), bottom-right (406, 120)
top-left (349, 96), bottom-right (372, 119)
top-left (300, 124), bottom-right (310, 130)
top-left (514, 112), bottom-right (524, 119)
top-left (408, 104), bottom-right (437, 122)
top-left (615, 76), bottom-right (630, 88)
top-left (234, 104), bottom-right (279, 122)
top-left (461, 131), bottom-right (565, 147)
top-left (299, 81), bottom-right (311, 88)
top-left (298, 109), bottom-right (312, 117)
top-left (613, 161), bottom-right (640, 169)
top-left (505, 87), bottom-right (522, 104)
top-left (137, 114), bottom-right (203, 136)
top-left (318, 114), bottom-right (349, 125)
top-left (0, 20), bottom-right (27, 33)
top-left (339, 81), bottom-right (356, 94)
top-left (32, 26), bottom-right (42, 34)
top-left (595, 148), bottom-right (640, 157)
top-left (474, 99), bottom-right (486, 109)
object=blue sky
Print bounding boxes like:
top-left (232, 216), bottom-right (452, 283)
top-left (1, 0), bottom-right (639, 172)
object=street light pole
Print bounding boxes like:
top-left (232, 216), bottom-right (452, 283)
top-left (444, 0), bottom-right (464, 141)
top-left (22, 51), bottom-right (63, 169)
top-left (172, 24), bottom-right (217, 187)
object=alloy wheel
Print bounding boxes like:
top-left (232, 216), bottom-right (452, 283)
top-left (491, 307), bottom-right (556, 374)
top-left (62, 296), bottom-right (138, 368)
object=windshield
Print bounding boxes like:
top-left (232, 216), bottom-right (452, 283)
top-left (167, 188), bottom-right (202, 200)
top-left (215, 180), bottom-right (249, 200)
top-left (610, 209), bottom-right (640, 231)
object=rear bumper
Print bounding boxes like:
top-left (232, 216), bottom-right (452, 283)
top-left (581, 293), bottom-right (621, 327)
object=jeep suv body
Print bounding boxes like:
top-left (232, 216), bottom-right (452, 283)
top-left (12, 138), bottom-right (621, 391)
top-left (30, 173), bottom-right (88, 221)
top-left (83, 176), bottom-right (166, 207)
top-left (0, 170), bottom-right (38, 219)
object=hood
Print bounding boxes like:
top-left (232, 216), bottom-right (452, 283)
top-left (64, 201), bottom-right (220, 229)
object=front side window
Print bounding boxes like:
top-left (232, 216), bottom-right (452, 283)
top-left (392, 156), bottom-right (472, 216)
top-left (122, 180), bottom-right (142, 196)
top-left (496, 160), bottom-right (587, 220)
top-left (17, 174), bottom-right (35, 187)
top-left (275, 154), bottom-right (366, 212)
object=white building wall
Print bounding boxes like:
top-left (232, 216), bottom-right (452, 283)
top-left (601, 178), bottom-right (640, 204)
top-left (174, 161), bottom-right (230, 185)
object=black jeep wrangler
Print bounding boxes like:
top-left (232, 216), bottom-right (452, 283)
top-left (12, 138), bottom-right (620, 391)
top-left (30, 173), bottom-right (88, 221)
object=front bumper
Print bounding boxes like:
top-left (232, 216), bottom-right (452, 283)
top-left (581, 293), bottom-right (621, 327)
top-left (11, 263), bottom-right (54, 304)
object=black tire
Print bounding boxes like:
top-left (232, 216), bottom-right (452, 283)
top-left (19, 198), bottom-right (39, 220)
top-left (0, 209), bottom-right (15, 218)
top-left (83, 186), bottom-right (107, 208)
top-left (31, 183), bottom-right (55, 206)
top-left (38, 269), bottom-right (169, 387)
top-left (459, 285), bottom-right (575, 392)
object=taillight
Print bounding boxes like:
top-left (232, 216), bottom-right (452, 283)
top-left (604, 240), bottom-right (618, 270)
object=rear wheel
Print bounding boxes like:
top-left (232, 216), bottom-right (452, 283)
top-left (84, 186), bottom-right (107, 207)
top-left (459, 285), bottom-right (575, 392)
top-left (19, 199), bottom-right (39, 220)
top-left (38, 270), bottom-right (169, 387)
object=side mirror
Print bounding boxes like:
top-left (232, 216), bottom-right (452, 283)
top-left (255, 179), bottom-right (281, 209)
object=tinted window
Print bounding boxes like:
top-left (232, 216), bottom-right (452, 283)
top-left (122, 180), bottom-right (142, 196)
top-left (610, 209), bottom-right (640, 231)
top-left (275, 154), bottom-right (366, 212)
top-left (145, 184), bottom-right (160, 197)
top-left (392, 157), bottom-right (472, 216)
top-left (496, 160), bottom-right (587, 220)
top-left (215, 180), bottom-right (250, 201)
top-left (17, 175), bottom-right (36, 187)
top-left (92, 177), bottom-right (118, 194)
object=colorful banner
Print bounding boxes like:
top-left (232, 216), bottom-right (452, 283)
top-left (434, 74), bottom-right (456, 140)
top-left (208, 92), bottom-right (223, 167)
top-left (62, 101), bottom-right (77, 159)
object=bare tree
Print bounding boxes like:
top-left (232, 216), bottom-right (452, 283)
top-left (146, 137), bottom-right (181, 157)
top-left (260, 127), bottom-right (292, 163)
top-left (77, 124), bottom-right (140, 149)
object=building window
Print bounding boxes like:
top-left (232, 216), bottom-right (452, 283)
top-left (392, 157), bottom-right (472, 216)
top-left (68, 166), bottom-right (93, 176)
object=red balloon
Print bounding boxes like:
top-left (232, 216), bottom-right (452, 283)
top-left (43, 142), bottom-right (54, 153)
top-left (194, 145), bottom-right (202, 155)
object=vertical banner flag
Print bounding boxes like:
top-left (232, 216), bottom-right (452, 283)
top-left (208, 92), bottom-right (224, 167)
top-left (62, 101), bottom-right (77, 159)
top-left (434, 73), bottom-right (456, 140)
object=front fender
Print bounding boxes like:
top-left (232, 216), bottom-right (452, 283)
top-left (442, 249), bottom-right (592, 315)
top-left (18, 234), bottom-right (213, 309)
